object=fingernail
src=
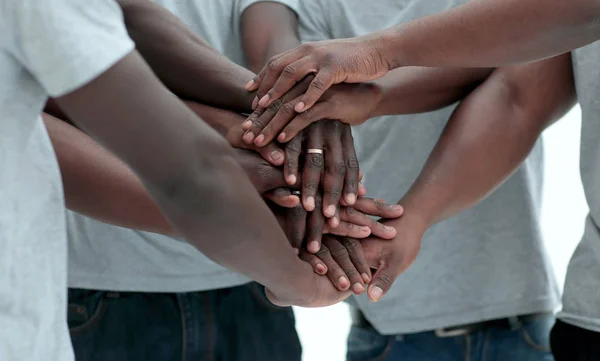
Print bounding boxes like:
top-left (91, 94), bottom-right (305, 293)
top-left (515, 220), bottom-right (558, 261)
top-left (278, 132), bottom-right (287, 142)
top-left (359, 182), bottom-right (366, 190)
top-left (352, 283), bottom-right (365, 295)
top-left (338, 276), bottom-right (350, 290)
top-left (295, 101), bottom-right (305, 112)
top-left (254, 134), bottom-right (265, 145)
top-left (362, 273), bottom-right (371, 284)
top-left (259, 94), bottom-right (270, 107)
top-left (243, 132), bottom-right (255, 144)
top-left (293, 248), bottom-right (299, 255)
top-left (315, 263), bottom-right (326, 274)
top-left (370, 286), bottom-right (384, 302)
top-left (345, 194), bottom-right (356, 205)
top-left (384, 225), bottom-right (396, 232)
top-left (309, 241), bottom-right (320, 253)
top-left (252, 97), bottom-right (258, 109)
top-left (359, 226), bottom-right (371, 235)
top-left (330, 217), bottom-right (340, 228)
top-left (325, 205), bottom-right (336, 217)
top-left (270, 150), bottom-right (283, 161)
top-left (306, 196), bottom-right (315, 211)
top-left (287, 174), bottom-right (297, 185)
top-left (242, 120), bottom-right (252, 130)
top-left (245, 79), bottom-right (255, 90)
top-left (392, 205), bottom-right (403, 212)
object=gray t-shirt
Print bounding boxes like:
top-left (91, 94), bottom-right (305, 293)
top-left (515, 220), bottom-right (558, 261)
top-left (558, 47), bottom-right (600, 332)
top-left (299, 0), bottom-right (560, 334)
top-left (67, 0), bottom-right (299, 293)
top-left (0, 0), bottom-right (134, 359)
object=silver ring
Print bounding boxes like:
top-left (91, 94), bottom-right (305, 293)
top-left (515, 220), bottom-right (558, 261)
top-left (291, 190), bottom-right (301, 196)
top-left (307, 148), bottom-right (323, 155)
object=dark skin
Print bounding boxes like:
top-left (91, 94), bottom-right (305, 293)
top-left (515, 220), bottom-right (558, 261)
top-left (241, 3), bottom-right (362, 219)
top-left (243, 67), bottom-right (492, 144)
top-left (245, 0), bottom-right (599, 114)
top-left (360, 54), bottom-right (576, 302)
top-left (53, 51), bottom-right (349, 307)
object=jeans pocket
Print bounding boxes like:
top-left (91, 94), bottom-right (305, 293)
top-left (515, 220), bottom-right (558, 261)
top-left (347, 325), bottom-right (393, 361)
top-left (520, 315), bottom-right (554, 353)
top-left (67, 289), bottom-right (112, 335)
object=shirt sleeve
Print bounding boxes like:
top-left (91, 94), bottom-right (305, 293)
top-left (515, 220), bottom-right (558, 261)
top-left (3, 0), bottom-right (135, 97)
top-left (239, 0), bottom-right (300, 15)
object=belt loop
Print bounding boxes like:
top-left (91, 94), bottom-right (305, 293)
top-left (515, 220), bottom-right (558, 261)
top-left (508, 316), bottom-right (522, 330)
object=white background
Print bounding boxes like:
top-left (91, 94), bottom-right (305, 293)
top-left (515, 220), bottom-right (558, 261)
top-left (294, 106), bottom-right (588, 361)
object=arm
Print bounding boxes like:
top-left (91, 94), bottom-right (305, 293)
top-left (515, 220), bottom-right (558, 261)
top-left (361, 53), bottom-right (577, 301)
top-left (116, 0), bottom-right (255, 112)
top-left (241, 1), bottom-right (301, 73)
top-left (55, 51), bottom-right (346, 307)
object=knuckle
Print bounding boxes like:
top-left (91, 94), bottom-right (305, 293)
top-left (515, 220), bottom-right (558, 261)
top-left (308, 155), bottom-right (324, 170)
top-left (314, 195), bottom-right (323, 208)
top-left (344, 206), bottom-right (357, 216)
top-left (267, 60), bottom-right (280, 72)
top-left (304, 181), bottom-right (319, 192)
top-left (286, 140), bottom-right (302, 154)
top-left (326, 187), bottom-right (342, 200)
top-left (315, 245), bottom-right (330, 257)
top-left (346, 157), bottom-right (360, 170)
top-left (280, 102), bottom-right (295, 116)
top-left (301, 107), bottom-right (315, 121)
top-left (282, 64), bottom-right (297, 78)
top-left (290, 205), bottom-right (305, 218)
top-left (345, 269), bottom-right (359, 279)
top-left (269, 98), bottom-right (284, 112)
top-left (330, 245), bottom-right (349, 259)
top-left (377, 272), bottom-right (395, 288)
top-left (330, 160), bottom-right (347, 176)
top-left (286, 158), bottom-right (299, 170)
top-left (342, 237), bottom-right (359, 250)
top-left (375, 200), bottom-right (386, 210)
top-left (311, 78), bottom-right (327, 92)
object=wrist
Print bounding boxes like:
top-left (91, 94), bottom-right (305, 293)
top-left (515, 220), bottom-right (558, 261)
top-left (377, 28), bottom-right (408, 71)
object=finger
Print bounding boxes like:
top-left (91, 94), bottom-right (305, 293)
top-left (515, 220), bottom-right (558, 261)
top-left (299, 251), bottom-right (328, 275)
top-left (295, 71), bottom-right (335, 113)
top-left (256, 142), bottom-right (285, 166)
top-left (358, 181), bottom-right (367, 197)
top-left (353, 198), bottom-right (404, 219)
top-left (286, 204), bottom-right (307, 250)
top-left (302, 123), bottom-right (324, 212)
top-left (259, 57), bottom-right (318, 108)
top-left (306, 193), bottom-right (325, 253)
top-left (328, 206), bottom-right (341, 229)
top-left (340, 237), bottom-right (372, 285)
top-left (341, 125), bottom-right (359, 205)
top-left (324, 221), bottom-right (371, 239)
top-left (313, 243), bottom-right (351, 291)
top-left (264, 188), bottom-right (300, 208)
top-left (284, 133), bottom-right (303, 185)
top-left (242, 98), bottom-right (283, 145)
top-left (278, 101), bottom-right (328, 143)
top-left (368, 262), bottom-right (401, 303)
top-left (322, 120), bottom-right (345, 220)
top-left (322, 237), bottom-right (365, 294)
top-left (254, 76), bottom-right (315, 146)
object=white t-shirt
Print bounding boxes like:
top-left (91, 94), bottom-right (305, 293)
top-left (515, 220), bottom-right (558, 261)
top-left (67, 0), bottom-right (299, 293)
top-left (0, 0), bottom-right (134, 359)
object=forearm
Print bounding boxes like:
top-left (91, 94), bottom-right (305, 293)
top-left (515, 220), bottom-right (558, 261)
top-left (43, 112), bottom-right (176, 235)
top-left (242, 1), bottom-right (301, 72)
top-left (371, 67), bottom-right (493, 117)
top-left (55, 51), bottom-right (314, 296)
top-left (396, 54), bottom-right (576, 230)
top-left (378, 0), bottom-right (600, 69)
top-left (117, 0), bottom-right (255, 112)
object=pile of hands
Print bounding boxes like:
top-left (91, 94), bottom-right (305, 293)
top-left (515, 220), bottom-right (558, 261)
top-left (211, 72), bottom-right (425, 306)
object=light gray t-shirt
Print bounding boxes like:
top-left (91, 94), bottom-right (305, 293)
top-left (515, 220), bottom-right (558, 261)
top-left (0, 0), bottom-right (134, 359)
top-left (558, 47), bottom-right (600, 332)
top-left (299, 0), bottom-right (560, 334)
top-left (67, 0), bottom-right (299, 293)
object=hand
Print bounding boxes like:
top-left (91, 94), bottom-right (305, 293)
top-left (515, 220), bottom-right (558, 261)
top-left (300, 236), bottom-right (371, 295)
top-left (361, 214), bottom-right (426, 302)
top-left (245, 37), bottom-right (390, 113)
top-left (306, 197), bottom-right (405, 254)
top-left (288, 121), bottom-right (361, 222)
top-left (233, 149), bottom-right (292, 194)
top-left (183, 101), bottom-right (285, 166)
top-left (242, 83), bottom-right (383, 145)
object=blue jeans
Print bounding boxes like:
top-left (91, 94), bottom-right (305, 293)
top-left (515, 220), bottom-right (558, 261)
top-left (347, 314), bottom-right (555, 361)
top-left (67, 282), bottom-right (301, 361)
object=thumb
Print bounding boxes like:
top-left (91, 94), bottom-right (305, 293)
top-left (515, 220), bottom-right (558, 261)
top-left (255, 143), bottom-right (285, 166)
top-left (367, 262), bottom-right (401, 303)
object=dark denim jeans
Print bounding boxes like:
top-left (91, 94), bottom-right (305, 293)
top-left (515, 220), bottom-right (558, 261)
top-left (347, 314), bottom-right (555, 361)
top-left (550, 319), bottom-right (600, 361)
top-left (67, 282), bottom-right (301, 361)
